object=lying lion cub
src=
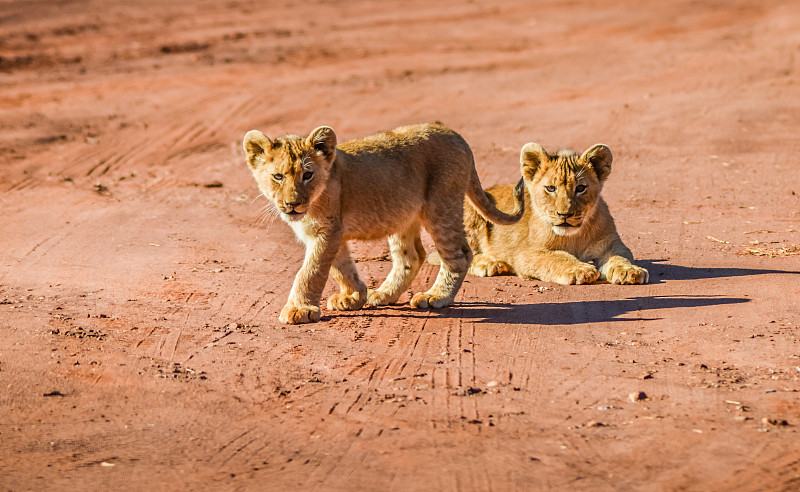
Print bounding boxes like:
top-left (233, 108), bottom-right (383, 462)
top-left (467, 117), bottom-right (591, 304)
top-left (456, 142), bottom-right (648, 285)
top-left (243, 122), bottom-right (524, 324)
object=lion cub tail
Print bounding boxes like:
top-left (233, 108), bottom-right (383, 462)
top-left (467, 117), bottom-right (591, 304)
top-left (466, 169), bottom-right (525, 226)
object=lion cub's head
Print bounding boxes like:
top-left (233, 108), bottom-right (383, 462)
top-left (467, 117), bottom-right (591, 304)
top-left (520, 143), bottom-right (613, 236)
top-left (243, 126), bottom-right (337, 222)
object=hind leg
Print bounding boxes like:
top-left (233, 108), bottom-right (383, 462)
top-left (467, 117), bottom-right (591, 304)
top-left (327, 242), bottom-right (368, 311)
top-left (411, 207), bottom-right (472, 309)
top-left (368, 223), bottom-right (425, 306)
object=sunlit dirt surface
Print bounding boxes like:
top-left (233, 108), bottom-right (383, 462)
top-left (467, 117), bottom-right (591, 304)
top-left (1, 0), bottom-right (799, 489)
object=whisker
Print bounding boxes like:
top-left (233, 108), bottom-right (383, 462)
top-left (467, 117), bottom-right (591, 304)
top-left (250, 193), bottom-right (267, 206)
top-left (250, 192), bottom-right (282, 227)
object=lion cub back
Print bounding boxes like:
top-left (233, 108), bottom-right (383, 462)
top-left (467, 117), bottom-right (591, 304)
top-left (336, 123), bottom-right (477, 240)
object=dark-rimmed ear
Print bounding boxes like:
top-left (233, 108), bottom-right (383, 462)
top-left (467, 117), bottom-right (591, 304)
top-left (307, 126), bottom-right (337, 164)
top-left (581, 144), bottom-right (613, 182)
top-left (243, 130), bottom-right (272, 169)
top-left (520, 142), bottom-right (547, 180)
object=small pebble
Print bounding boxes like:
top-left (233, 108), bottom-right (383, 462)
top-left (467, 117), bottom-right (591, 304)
top-left (762, 417), bottom-right (789, 427)
top-left (629, 391), bottom-right (648, 402)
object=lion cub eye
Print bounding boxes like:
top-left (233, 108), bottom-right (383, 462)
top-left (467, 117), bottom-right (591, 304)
top-left (302, 171), bottom-right (314, 181)
top-left (544, 185), bottom-right (556, 193)
top-left (272, 174), bottom-right (284, 182)
top-left (575, 184), bottom-right (587, 194)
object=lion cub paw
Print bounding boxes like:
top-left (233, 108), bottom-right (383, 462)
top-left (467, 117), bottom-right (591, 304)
top-left (469, 256), bottom-right (513, 277)
top-left (410, 292), bottom-right (452, 309)
top-left (366, 289), bottom-right (398, 307)
top-left (558, 263), bottom-right (600, 285)
top-left (279, 304), bottom-right (321, 324)
top-left (606, 264), bottom-right (649, 285)
top-left (327, 292), bottom-right (366, 311)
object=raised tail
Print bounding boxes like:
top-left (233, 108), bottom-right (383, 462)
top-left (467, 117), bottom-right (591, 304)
top-left (466, 166), bottom-right (525, 225)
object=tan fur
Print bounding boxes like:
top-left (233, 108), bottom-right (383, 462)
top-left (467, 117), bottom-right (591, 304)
top-left (455, 142), bottom-right (648, 285)
top-left (243, 122), bottom-right (524, 324)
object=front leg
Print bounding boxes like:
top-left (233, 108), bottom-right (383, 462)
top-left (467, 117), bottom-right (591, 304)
top-left (327, 242), bottom-right (368, 311)
top-left (513, 249), bottom-right (599, 285)
top-left (596, 241), bottom-right (648, 284)
top-left (281, 227), bottom-right (342, 324)
top-left (469, 253), bottom-right (513, 277)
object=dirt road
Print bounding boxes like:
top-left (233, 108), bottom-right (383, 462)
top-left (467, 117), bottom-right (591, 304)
top-left (1, 0), bottom-right (799, 489)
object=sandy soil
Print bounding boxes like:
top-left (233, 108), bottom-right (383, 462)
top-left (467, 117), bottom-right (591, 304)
top-left (1, 0), bottom-right (799, 489)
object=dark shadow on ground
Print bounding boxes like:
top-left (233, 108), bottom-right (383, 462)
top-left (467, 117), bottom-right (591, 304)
top-left (451, 295), bottom-right (749, 325)
top-left (638, 259), bottom-right (800, 284)
top-left (331, 294), bottom-right (749, 326)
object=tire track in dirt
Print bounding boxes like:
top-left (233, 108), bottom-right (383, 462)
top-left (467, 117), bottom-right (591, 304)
top-left (456, 317), bottom-right (484, 425)
top-left (7, 175), bottom-right (34, 192)
top-left (54, 92), bottom-right (237, 182)
top-left (494, 321), bottom-right (548, 403)
top-left (238, 277), bottom-right (289, 324)
top-left (276, 310), bottom-right (430, 484)
top-left (322, 304), bottom-right (481, 439)
top-left (18, 230), bottom-right (68, 265)
top-left (209, 428), bottom-right (261, 468)
top-left (198, 320), bottom-right (367, 474)
top-left (56, 129), bottom-right (148, 179)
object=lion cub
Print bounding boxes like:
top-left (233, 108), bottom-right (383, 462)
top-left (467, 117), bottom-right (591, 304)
top-left (459, 142), bottom-right (648, 285)
top-left (243, 122), bottom-right (524, 324)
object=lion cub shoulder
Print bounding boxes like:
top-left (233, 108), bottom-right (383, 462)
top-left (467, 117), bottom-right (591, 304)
top-left (462, 142), bottom-right (648, 285)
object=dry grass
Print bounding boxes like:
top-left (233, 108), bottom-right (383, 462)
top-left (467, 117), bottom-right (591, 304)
top-left (738, 244), bottom-right (800, 257)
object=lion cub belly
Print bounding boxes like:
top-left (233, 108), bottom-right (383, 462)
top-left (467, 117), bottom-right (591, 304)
top-left (339, 162), bottom-right (428, 241)
top-left (343, 211), bottom-right (420, 241)
top-left (342, 198), bottom-right (424, 241)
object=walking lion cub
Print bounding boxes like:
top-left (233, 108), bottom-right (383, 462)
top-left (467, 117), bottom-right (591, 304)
top-left (243, 122), bottom-right (524, 324)
top-left (456, 142), bottom-right (648, 285)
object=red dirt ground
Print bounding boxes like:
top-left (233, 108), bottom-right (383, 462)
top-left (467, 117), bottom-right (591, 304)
top-left (1, 0), bottom-right (799, 490)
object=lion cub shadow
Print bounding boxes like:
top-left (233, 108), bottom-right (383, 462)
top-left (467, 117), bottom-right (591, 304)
top-left (329, 258), bottom-right (792, 324)
top-left (331, 294), bottom-right (748, 326)
top-left (442, 294), bottom-right (750, 325)
top-left (636, 259), bottom-right (800, 284)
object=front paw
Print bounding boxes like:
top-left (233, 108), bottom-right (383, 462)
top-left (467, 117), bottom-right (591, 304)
top-left (279, 304), bottom-right (321, 324)
top-left (557, 263), bottom-right (599, 285)
top-left (327, 292), bottom-right (366, 311)
top-left (410, 292), bottom-right (452, 309)
top-left (469, 256), bottom-right (512, 277)
top-left (606, 264), bottom-right (649, 284)
top-left (367, 289), bottom-right (396, 306)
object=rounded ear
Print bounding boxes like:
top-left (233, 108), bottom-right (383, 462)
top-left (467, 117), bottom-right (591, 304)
top-left (581, 144), bottom-right (613, 182)
top-left (242, 130), bottom-right (272, 169)
top-left (520, 142), bottom-right (547, 180)
top-left (307, 126), bottom-right (337, 164)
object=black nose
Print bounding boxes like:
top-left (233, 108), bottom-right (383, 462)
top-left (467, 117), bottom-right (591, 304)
top-left (283, 199), bottom-right (301, 208)
top-left (557, 212), bottom-right (573, 218)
